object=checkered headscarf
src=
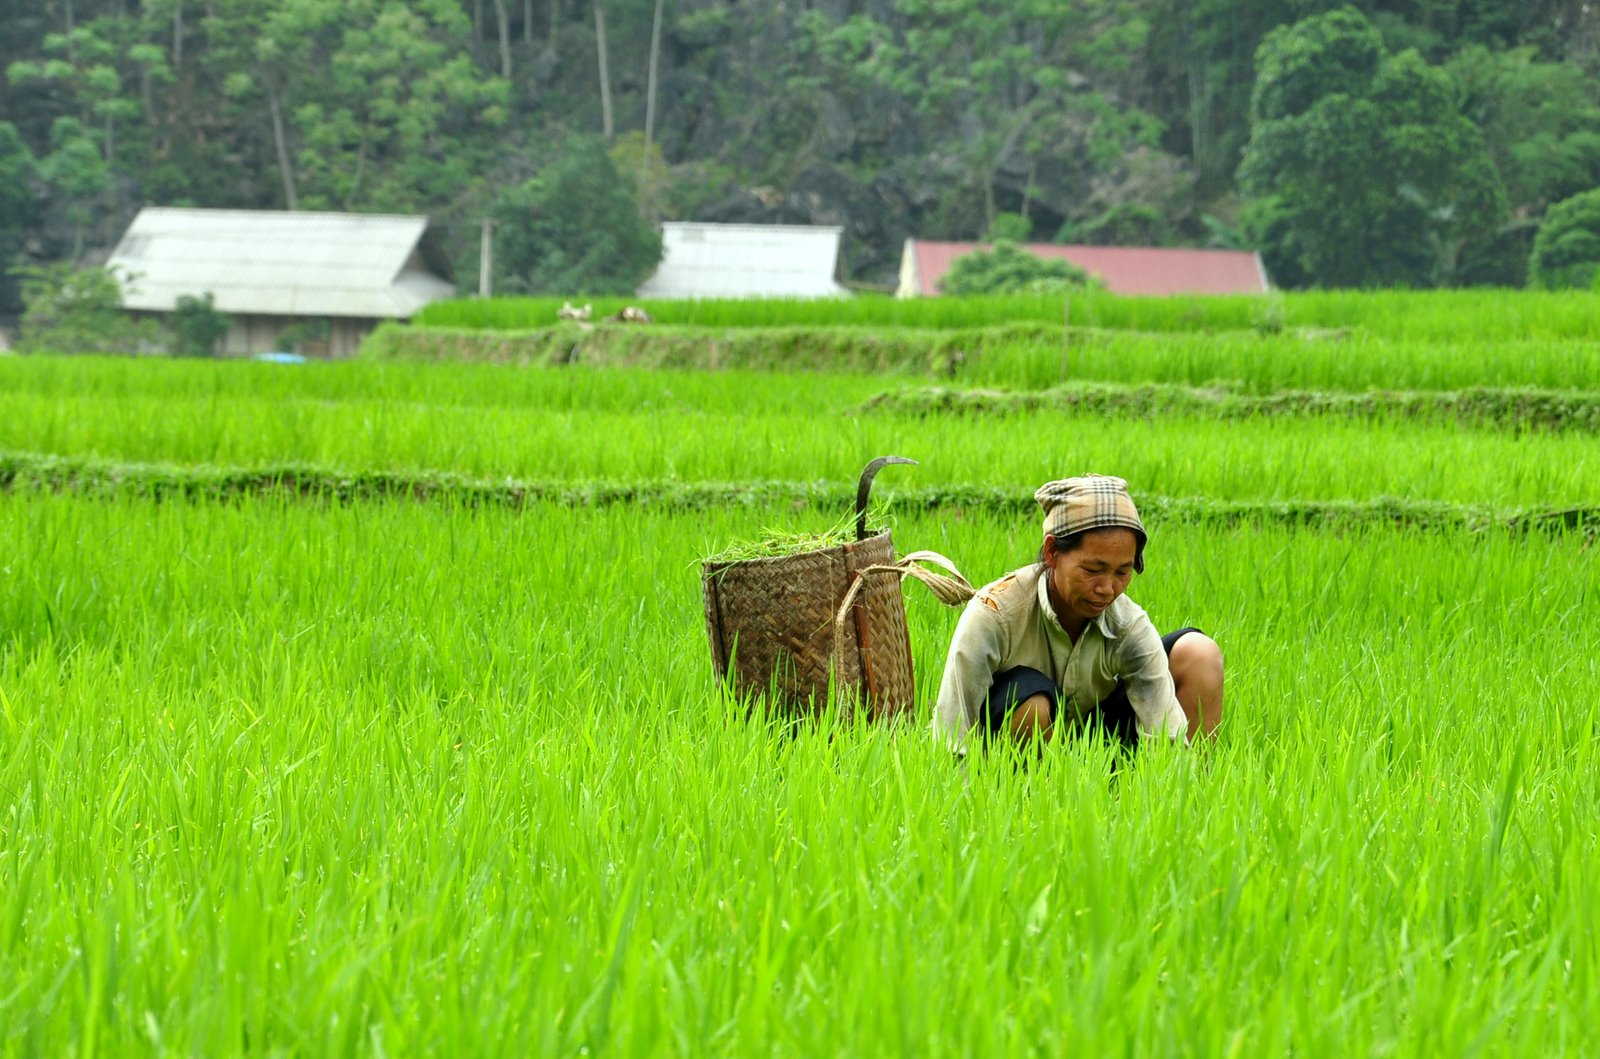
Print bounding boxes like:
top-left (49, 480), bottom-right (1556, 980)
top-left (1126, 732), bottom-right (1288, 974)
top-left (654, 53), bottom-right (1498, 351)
top-left (1035, 474), bottom-right (1147, 572)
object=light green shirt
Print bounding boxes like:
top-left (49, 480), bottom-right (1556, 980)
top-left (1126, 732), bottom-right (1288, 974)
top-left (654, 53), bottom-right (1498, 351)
top-left (933, 563), bottom-right (1188, 754)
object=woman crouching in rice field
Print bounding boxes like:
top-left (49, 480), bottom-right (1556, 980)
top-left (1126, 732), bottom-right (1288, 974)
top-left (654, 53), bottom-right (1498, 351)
top-left (934, 474), bottom-right (1224, 756)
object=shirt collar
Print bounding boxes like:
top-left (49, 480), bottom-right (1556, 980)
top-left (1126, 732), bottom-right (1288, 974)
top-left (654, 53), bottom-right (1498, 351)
top-left (1035, 566), bottom-right (1118, 640)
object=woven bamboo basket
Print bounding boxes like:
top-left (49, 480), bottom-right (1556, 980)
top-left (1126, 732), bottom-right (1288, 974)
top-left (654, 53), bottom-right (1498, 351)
top-left (702, 529), bottom-right (915, 720)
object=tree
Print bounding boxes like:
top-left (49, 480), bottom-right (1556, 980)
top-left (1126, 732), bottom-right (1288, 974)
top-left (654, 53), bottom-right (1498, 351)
top-left (1445, 43), bottom-right (1600, 283)
top-left (1058, 146), bottom-right (1196, 245)
top-left (1529, 188), bottom-right (1600, 288)
top-left (38, 117), bottom-right (110, 260)
top-left (492, 136), bottom-right (663, 294)
top-left (7, 18), bottom-right (160, 254)
top-left (186, 1), bottom-right (298, 209)
top-left (985, 212), bottom-right (1033, 242)
top-left (642, 0), bottom-right (666, 167)
top-left (1140, 0), bottom-right (1303, 199)
top-left (939, 241), bottom-right (1097, 295)
top-left (594, 0), bottom-right (614, 141)
top-left (1237, 7), bottom-right (1506, 287)
top-left (6, 0), bottom-right (1599, 293)
top-left (609, 132), bottom-right (674, 222)
top-left (1450, 45), bottom-right (1600, 218)
top-left (831, 0), bottom-right (1181, 236)
top-left (0, 122), bottom-right (37, 281)
top-left (5, 19), bottom-right (157, 171)
top-left (14, 263), bottom-right (157, 354)
top-left (207, 0), bottom-right (508, 212)
top-left (296, 0), bottom-right (509, 211)
top-left (169, 292), bottom-right (232, 356)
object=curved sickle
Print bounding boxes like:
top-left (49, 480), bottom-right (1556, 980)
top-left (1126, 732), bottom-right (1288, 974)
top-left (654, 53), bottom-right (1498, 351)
top-left (856, 456), bottom-right (919, 540)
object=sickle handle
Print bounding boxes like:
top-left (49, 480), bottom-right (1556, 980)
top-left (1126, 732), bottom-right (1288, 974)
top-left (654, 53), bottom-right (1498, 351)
top-left (856, 456), bottom-right (918, 539)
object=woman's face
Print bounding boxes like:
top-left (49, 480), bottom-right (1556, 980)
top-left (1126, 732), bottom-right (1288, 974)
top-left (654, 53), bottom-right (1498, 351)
top-left (1045, 528), bottom-right (1139, 626)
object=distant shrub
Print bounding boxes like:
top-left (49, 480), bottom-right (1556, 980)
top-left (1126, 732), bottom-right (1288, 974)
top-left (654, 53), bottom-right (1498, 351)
top-left (14, 264), bottom-right (157, 354)
top-left (939, 241), bottom-right (1099, 296)
top-left (1530, 189), bottom-right (1600, 289)
top-left (985, 212), bottom-right (1034, 242)
top-left (170, 292), bottom-right (231, 357)
top-left (492, 135), bottom-right (663, 296)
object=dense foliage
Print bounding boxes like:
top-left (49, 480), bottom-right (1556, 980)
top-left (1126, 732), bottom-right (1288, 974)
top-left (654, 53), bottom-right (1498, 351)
top-left (938, 241), bottom-right (1096, 295)
top-left (1, 1), bottom-right (1599, 298)
top-left (1238, 8), bottom-right (1505, 288)
top-left (0, 121), bottom-right (34, 274)
top-left (12, 261), bottom-right (154, 353)
top-left (1529, 187), bottom-right (1600, 288)
top-left (490, 135), bottom-right (663, 294)
top-left (168, 291), bottom-right (231, 356)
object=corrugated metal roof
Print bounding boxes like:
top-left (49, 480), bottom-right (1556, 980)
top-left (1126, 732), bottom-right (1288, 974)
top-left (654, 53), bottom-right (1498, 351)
top-left (902, 240), bottom-right (1270, 296)
top-left (637, 222), bottom-right (851, 298)
top-left (106, 207), bottom-right (456, 318)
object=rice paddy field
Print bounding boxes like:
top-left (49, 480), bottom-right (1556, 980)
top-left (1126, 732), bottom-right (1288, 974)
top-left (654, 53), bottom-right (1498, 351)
top-left (2, 291), bottom-right (1598, 1056)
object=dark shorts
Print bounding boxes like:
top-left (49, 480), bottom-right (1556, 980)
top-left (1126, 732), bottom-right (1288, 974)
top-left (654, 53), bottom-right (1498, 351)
top-left (983, 627), bottom-right (1204, 749)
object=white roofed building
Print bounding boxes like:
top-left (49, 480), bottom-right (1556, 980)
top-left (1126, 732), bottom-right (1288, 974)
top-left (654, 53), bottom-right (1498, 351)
top-left (636, 222), bottom-right (850, 299)
top-left (106, 207), bottom-right (456, 356)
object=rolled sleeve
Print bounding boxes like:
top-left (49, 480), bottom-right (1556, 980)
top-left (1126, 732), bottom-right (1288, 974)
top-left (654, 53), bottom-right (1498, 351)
top-left (1116, 617), bottom-right (1189, 743)
top-left (934, 598), bottom-right (1006, 755)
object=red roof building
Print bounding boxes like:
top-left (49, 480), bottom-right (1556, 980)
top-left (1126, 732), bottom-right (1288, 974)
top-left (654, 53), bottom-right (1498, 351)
top-left (897, 240), bottom-right (1271, 297)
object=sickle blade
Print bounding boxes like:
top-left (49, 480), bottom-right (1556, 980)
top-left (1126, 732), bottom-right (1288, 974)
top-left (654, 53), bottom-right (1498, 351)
top-left (856, 456), bottom-right (918, 540)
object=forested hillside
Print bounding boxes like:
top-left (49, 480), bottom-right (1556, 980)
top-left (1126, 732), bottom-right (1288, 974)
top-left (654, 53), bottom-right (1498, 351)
top-left (2, 0), bottom-right (1599, 303)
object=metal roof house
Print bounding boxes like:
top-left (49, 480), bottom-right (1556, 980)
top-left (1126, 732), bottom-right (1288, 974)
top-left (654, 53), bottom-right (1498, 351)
top-left (897, 240), bottom-right (1270, 297)
top-left (106, 207), bottom-right (456, 356)
top-left (637, 222), bottom-right (851, 299)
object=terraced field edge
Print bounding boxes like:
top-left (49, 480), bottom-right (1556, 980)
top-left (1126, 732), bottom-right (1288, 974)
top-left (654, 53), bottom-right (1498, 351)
top-left (858, 383), bottom-right (1600, 431)
top-left (3, 452), bottom-right (1594, 537)
top-left (360, 320), bottom-right (1032, 374)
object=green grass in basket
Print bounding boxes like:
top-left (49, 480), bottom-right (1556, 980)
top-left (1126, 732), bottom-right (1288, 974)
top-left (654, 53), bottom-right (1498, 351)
top-left (702, 509), bottom-right (889, 564)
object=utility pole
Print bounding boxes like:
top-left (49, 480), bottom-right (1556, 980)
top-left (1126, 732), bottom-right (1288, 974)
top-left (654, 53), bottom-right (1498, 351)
top-left (479, 218), bottom-right (496, 297)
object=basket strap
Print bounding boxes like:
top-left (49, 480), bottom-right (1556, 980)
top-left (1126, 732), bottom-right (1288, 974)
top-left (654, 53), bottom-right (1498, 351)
top-left (886, 551), bottom-right (977, 606)
top-left (831, 551), bottom-right (976, 676)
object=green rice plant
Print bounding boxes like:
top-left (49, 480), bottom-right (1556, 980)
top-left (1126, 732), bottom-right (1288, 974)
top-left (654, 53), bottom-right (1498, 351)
top-left (957, 329), bottom-right (1600, 393)
top-left (2, 374), bottom-right (1598, 507)
top-left (700, 509), bottom-right (867, 564)
top-left (860, 381), bottom-right (1600, 432)
top-left (7, 289), bottom-right (1600, 1057)
top-left (0, 354), bottom-right (893, 413)
top-left (1, 493), bottom-right (1597, 1055)
top-left (412, 292), bottom-right (1094, 331)
top-left (413, 288), bottom-right (1600, 342)
top-left (14, 328), bottom-right (1600, 399)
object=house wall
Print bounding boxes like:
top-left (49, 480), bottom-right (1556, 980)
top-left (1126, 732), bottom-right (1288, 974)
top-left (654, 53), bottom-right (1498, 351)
top-left (895, 241), bottom-right (921, 298)
top-left (133, 311), bottom-right (381, 358)
top-left (221, 315), bottom-right (376, 357)
top-left (331, 318), bottom-right (370, 357)
top-left (222, 316), bottom-right (275, 356)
